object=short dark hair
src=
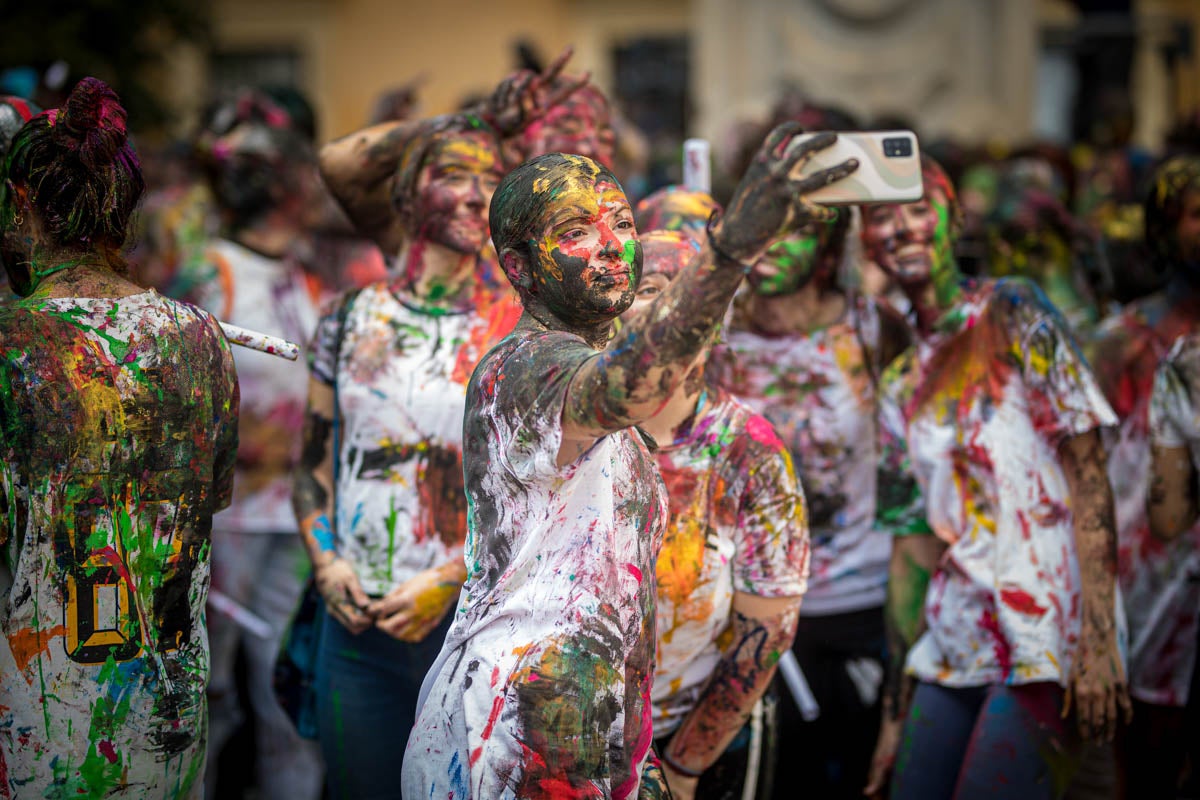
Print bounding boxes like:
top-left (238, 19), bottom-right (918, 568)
top-left (3, 77), bottom-right (143, 254)
top-left (489, 152), bottom-right (624, 270)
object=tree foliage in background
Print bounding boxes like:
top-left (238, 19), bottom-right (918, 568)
top-left (0, 0), bottom-right (212, 130)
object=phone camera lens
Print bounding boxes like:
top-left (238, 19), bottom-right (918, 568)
top-left (883, 137), bottom-right (913, 158)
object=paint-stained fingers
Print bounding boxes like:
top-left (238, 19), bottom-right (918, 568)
top-left (792, 158), bottom-right (859, 196)
top-left (758, 121), bottom-right (805, 165)
top-left (541, 46), bottom-right (575, 85)
top-left (532, 72), bottom-right (592, 119)
top-left (796, 199), bottom-right (837, 224)
top-left (366, 590), bottom-right (413, 619)
top-left (329, 599), bottom-right (372, 635)
top-left (779, 130), bottom-right (838, 175)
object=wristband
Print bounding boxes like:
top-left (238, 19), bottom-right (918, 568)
top-left (705, 211), bottom-right (751, 273)
top-left (660, 748), bottom-right (705, 778)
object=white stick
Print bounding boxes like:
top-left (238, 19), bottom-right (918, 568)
top-left (208, 589), bottom-right (274, 639)
top-left (778, 650), bottom-right (820, 721)
top-left (218, 321), bottom-right (300, 361)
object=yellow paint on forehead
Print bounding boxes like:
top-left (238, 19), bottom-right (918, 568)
top-left (437, 137), bottom-right (496, 170)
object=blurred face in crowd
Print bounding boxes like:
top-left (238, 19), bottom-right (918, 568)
top-left (747, 217), bottom-right (841, 297)
top-left (860, 187), bottom-right (955, 289)
top-left (522, 88), bottom-right (616, 169)
top-left (415, 131), bottom-right (504, 254)
top-left (620, 230), bottom-right (698, 322)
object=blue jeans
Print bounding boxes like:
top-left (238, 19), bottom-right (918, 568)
top-left (315, 609), bottom-right (454, 800)
top-left (891, 681), bottom-right (1082, 800)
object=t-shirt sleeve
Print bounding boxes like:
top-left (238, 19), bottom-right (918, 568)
top-left (492, 332), bottom-right (597, 484)
top-left (875, 391), bottom-right (933, 537)
top-left (1151, 335), bottom-right (1200, 449)
top-left (1006, 280), bottom-right (1117, 447)
top-left (307, 291), bottom-right (353, 387)
top-left (732, 424), bottom-right (809, 597)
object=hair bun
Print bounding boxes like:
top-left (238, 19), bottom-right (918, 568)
top-left (54, 76), bottom-right (128, 168)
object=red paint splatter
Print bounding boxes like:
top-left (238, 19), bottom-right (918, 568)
top-left (469, 694), bottom-right (508, 768)
top-left (625, 563), bottom-right (643, 582)
top-left (978, 608), bottom-right (1013, 678)
top-left (1000, 588), bottom-right (1048, 617)
top-left (98, 740), bottom-right (118, 764)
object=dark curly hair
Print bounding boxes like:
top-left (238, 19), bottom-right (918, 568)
top-left (2, 77), bottom-right (143, 257)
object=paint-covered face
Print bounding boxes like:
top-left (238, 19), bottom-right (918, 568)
top-left (414, 132), bottom-right (504, 254)
top-left (528, 173), bottom-right (642, 323)
top-left (522, 90), bottom-right (616, 169)
top-left (861, 188), bottom-right (954, 288)
top-left (620, 230), bottom-right (698, 323)
top-left (747, 219), bottom-right (838, 296)
top-left (1178, 188), bottom-right (1200, 266)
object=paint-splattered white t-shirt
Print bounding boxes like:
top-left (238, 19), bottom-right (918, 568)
top-left (403, 328), bottom-right (669, 800)
top-left (307, 281), bottom-right (521, 597)
top-left (649, 388), bottom-right (809, 735)
top-left (710, 297), bottom-right (890, 615)
top-left (0, 291), bottom-right (238, 798)
top-left (197, 238), bottom-right (328, 534)
top-left (877, 278), bottom-right (1118, 687)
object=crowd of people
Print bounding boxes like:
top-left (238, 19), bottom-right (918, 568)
top-left (1, 44), bottom-right (1200, 800)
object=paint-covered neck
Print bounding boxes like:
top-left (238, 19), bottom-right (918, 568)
top-left (390, 236), bottom-right (479, 313)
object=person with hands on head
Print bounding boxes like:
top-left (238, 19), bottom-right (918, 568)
top-left (401, 126), bottom-right (856, 800)
top-left (294, 110), bottom-right (519, 800)
top-left (624, 229), bottom-right (811, 800)
top-left (861, 156), bottom-right (1129, 800)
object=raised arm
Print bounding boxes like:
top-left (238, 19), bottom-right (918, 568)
top-left (319, 120), bottom-right (419, 256)
top-left (558, 127), bottom-right (857, 464)
top-left (1058, 429), bottom-right (1131, 741)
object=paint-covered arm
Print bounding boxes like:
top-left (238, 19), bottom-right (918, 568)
top-left (863, 533), bottom-right (944, 798)
top-left (1059, 429), bottom-right (1131, 741)
top-left (561, 127), bottom-right (858, 455)
top-left (865, 385), bottom-right (941, 797)
top-left (661, 594), bottom-right (802, 793)
top-left (292, 377), bottom-right (372, 634)
top-left (1148, 339), bottom-right (1200, 538)
top-left (1148, 442), bottom-right (1198, 539)
top-left (319, 120), bottom-right (420, 256)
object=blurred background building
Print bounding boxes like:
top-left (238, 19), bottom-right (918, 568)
top-left (2, 0), bottom-right (1197, 146)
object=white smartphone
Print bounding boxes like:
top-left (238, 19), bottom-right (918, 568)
top-left (789, 130), bottom-right (923, 205)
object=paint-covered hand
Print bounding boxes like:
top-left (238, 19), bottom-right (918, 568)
top-left (481, 47), bottom-right (589, 137)
top-left (1064, 624), bottom-right (1132, 742)
top-left (863, 714), bottom-right (902, 798)
top-left (713, 125), bottom-right (857, 265)
top-left (315, 557), bottom-right (374, 634)
top-left (368, 562), bottom-right (464, 642)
